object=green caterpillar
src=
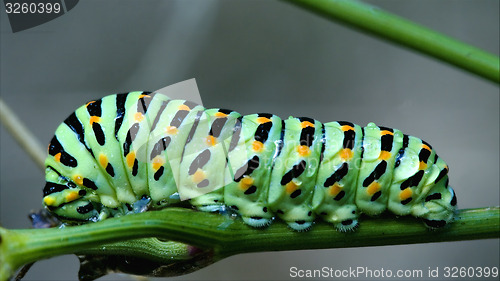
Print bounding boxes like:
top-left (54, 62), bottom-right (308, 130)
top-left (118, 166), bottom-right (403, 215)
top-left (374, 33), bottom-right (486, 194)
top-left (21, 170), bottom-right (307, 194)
top-left (43, 91), bottom-right (456, 231)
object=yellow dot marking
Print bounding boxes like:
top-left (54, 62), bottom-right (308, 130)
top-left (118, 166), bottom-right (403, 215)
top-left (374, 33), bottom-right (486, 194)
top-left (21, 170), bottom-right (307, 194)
top-left (328, 183), bottom-right (342, 196)
top-left (341, 125), bottom-right (354, 132)
top-left (134, 112), bottom-right (144, 122)
top-left (126, 152), bottom-right (136, 168)
top-left (89, 116), bottom-right (101, 125)
top-left (44, 196), bottom-right (55, 206)
top-left (297, 145), bottom-right (311, 157)
top-left (366, 182), bottom-right (381, 196)
top-left (252, 141), bottom-right (264, 152)
top-left (165, 126), bottom-right (178, 135)
top-left (178, 104), bottom-right (191, 111)
top-left (193, 169), bottom-right (205, 183)
top-left (301, 121), bottom-right (315, 128)
top-left (419, 161), bottom-right (427, 170)
top-left (285, 181), bottom-right (299, 194)
top-left (421, 144), bottom-right (431, 151)
top-left (256, 117), bottom-right (271, 124)
top-left (239, 176), bottom-right (254, 191)
top-left (215, 112), bottom-right (228, 117)
top-left (54, 152), bottom-right (61, 163)
top-left (378, 151), bottom-right (391, 161)
top-left (152, 157), bottom-right (164, 171)
top-left (400, 188), bottom-right (412, 201)
top-left (99, 154), bottom-right (108, 168)
top-left (340, 148), bottom-right (353, 161)
top-left (381, 130), bottom-right (394, 136)
top-left (65, 191), bottom-right (79, 202)
top-left (206, 135), bottom-right (217, 146)
top-left (139, 94), bottom-right (150, 99)
top-left (73, 175), bottom-right (83, 186)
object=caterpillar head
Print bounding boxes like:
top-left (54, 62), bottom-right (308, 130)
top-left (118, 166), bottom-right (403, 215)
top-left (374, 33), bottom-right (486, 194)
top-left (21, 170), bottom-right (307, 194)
top-left (43, 167), bottom-right (100, 221)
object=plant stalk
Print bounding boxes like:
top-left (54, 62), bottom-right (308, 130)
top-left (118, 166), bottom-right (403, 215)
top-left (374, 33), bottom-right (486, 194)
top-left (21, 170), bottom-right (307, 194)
top-left (1, 207), bottom-right (499, 280)
top-left (283, 0), bottom-right (500, 83)
top-left (0, 98), bottom-right (46, 170)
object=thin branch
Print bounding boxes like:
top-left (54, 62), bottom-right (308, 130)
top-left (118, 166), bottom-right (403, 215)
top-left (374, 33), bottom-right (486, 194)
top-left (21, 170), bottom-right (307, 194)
top-left (283, 0), bottom-right (500, 83)
top-left (0, 98), bottom-right (46, 170)
top-left (1, 207), bottom-right (499, 280)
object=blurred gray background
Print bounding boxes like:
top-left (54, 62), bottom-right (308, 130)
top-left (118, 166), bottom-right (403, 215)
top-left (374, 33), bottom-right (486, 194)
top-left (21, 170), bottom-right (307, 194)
top-left (1, 0), bottom-right (498, 280)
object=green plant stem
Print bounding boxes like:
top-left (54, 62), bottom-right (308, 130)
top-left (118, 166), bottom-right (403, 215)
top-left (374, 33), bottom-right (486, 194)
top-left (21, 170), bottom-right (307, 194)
top-left (284, 0), bottom-right (500, 83)
top-left (1, 207), bottom-right (499, 280)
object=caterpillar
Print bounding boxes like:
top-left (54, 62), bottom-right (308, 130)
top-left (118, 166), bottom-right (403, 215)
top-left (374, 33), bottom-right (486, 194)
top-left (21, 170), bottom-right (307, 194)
top-left (42, 91), bottom-right (456, 231)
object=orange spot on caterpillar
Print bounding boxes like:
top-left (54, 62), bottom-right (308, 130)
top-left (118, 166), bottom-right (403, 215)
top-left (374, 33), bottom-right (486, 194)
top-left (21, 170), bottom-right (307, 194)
top-left (138, 94), bottom-right (150, 99)
top-left (419, 161), bottom-right (427, 170)
top-left (378, 151), bottom-right (391, 161)
top-left (381, 130), bottom-right (394, 136)
top-left (65, 191), bottom-right (79, 202)
top-left (340, 148), bottom-right (353, 161)
top-left (54, 152), bottom-right (61, 163)
top-left (252, 141), bottom-right (264, 152)
top-left (300, 121), bottom-right (315, 128)
top-left (43, 196), bottom-right (56, 206)
top-left (214, 112), bottom-right (228, 117)
top-left (328, 183), bottom-right (342, 196)
top-left (134, 112), bottom-right (144, 122)
top-left (165, 126), bottom-right (178, 135)
top-left (126, 152), bottom-right (136, 168)
top-left (73, 175), bottom-right (83, 186)
top-left (297, 145), bottom-right (311, 157)
top-left (85, 101), bottom-right (96, 107)
top-left (341, 125), bottom-right (354, 132)
top-left (152, 157), bottom-right (164, 171)
top-left (421, 144), bottom-right (431, 152)
top-left (178, 104), bottom-right (191, 111)
top-left (239, 176), bottom-right (254, 191)
top-left (206, 135), bottom-right (217, 146)
top-left (192, 169), bottom-right (205, 183)
top-left (89, 116), bottom-right (101, 125)
top-left (400, 188), bottom-right (412, 200)
top-left (256, 117), bottom-right (271, 124)
top-left (366, 182), bottom-right (381, 196)
top-left (99, 154), bottom-right (108, 168)
top-left (285, 181), bottom-right (299, 194)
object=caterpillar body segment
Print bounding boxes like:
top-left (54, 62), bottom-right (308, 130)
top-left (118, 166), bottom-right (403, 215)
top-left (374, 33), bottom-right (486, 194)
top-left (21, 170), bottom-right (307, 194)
top-left (312, 121), bottom-right (364, 231)
top-left (42, 92), bottom-right (457, 231)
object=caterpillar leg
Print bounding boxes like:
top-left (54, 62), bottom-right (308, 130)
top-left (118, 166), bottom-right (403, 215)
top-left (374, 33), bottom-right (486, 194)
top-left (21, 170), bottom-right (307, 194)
top-left (412, 174), bottom-right (457, 229)
top-left (287, 220), bottom-right (313, 231)
top-left (315, 204), bottom-right (359, 232)
top-left (242, 216), bottom-right (273, 228)
top-left (420, 185), bottom-right (457, 228)
top-left (333, 205), bottom-right (359, 232)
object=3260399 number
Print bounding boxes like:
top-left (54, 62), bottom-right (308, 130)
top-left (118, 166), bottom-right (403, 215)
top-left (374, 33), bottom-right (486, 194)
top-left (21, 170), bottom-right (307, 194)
top-left (5, 2), bottom-right (62, 14)
top-left (443, 267), bottom-right (498, 278)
